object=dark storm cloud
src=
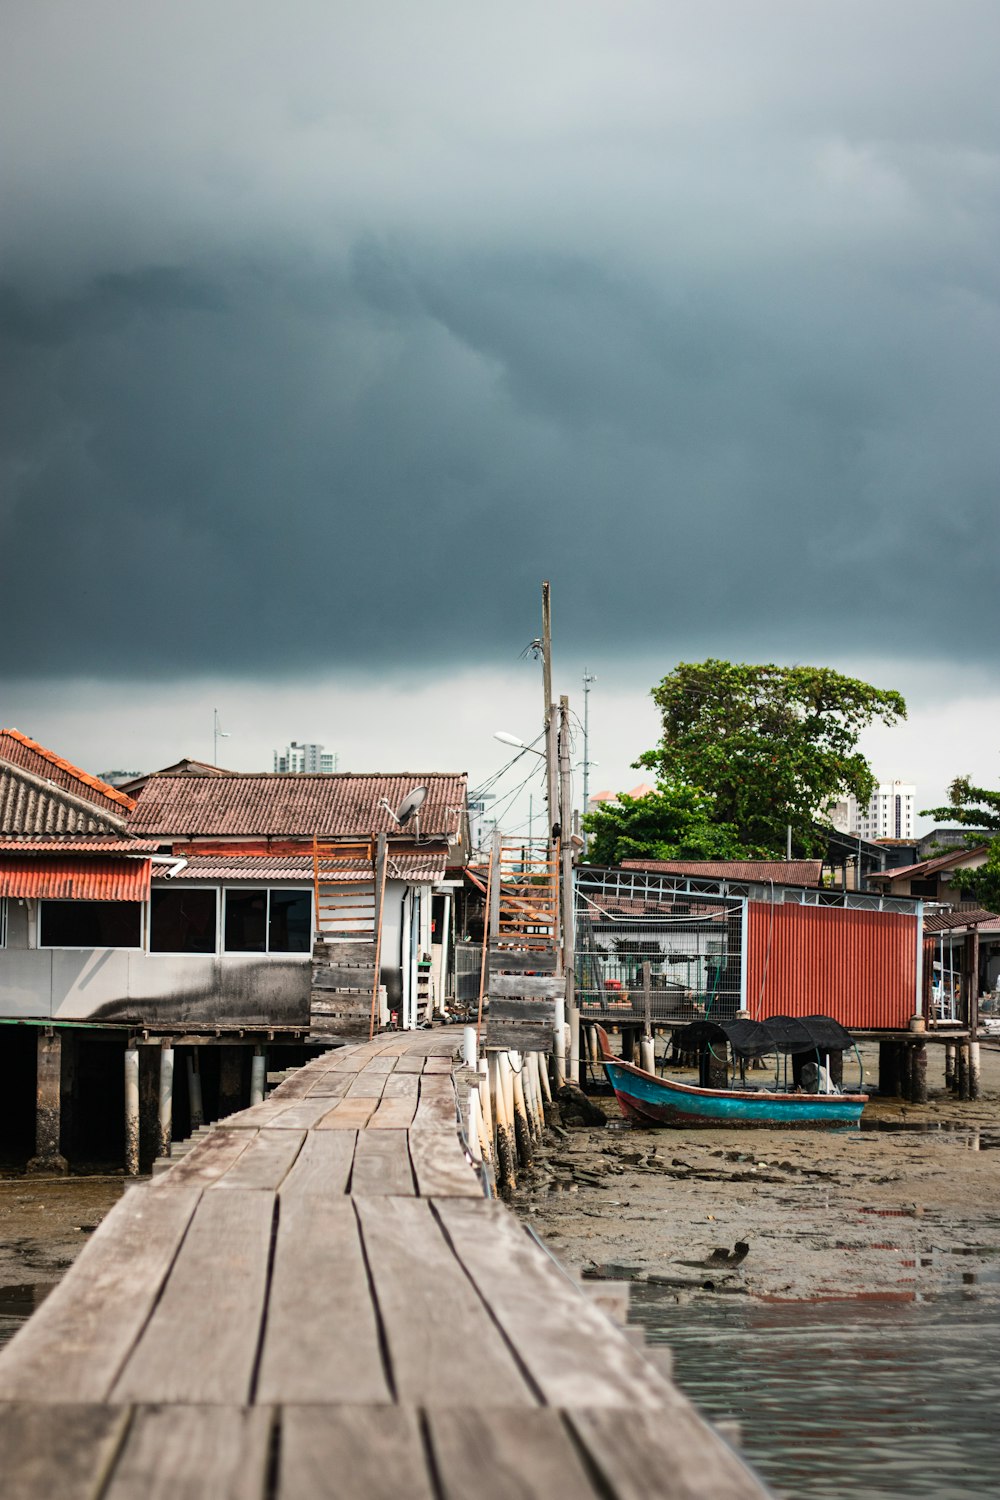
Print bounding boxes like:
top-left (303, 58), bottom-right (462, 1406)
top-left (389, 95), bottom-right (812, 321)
top-left (2, 2), bottom-right (1000, 679)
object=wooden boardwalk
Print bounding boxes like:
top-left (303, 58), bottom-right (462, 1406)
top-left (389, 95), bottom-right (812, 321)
top-left (0, 1030), bottom-right (767, 1499)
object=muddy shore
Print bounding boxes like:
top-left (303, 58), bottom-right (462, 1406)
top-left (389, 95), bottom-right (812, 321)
top-left (514, 1043), bottom-right (1000, 1302)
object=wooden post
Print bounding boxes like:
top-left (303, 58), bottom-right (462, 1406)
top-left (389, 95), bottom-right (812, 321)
top-left (970, 1040), bottom-right (981, 1100)
top-left (911, 1041), bottom-right (928, 1104)
top-left (124, 1046), bottom-right (140, 1177)
top-left (157, 1045), bottom-right (174, 1159)
top-left (510, 1052), bottom-right (533, 1170)
top-left (901, 1042), bottom-right (915, 1102)
top-left (477, 1058), bottom-right (494, 1165)
top-left (218, 1045), bottom-right (244, 1118)
top-left (944, 1041), bottom-right (956, 1093)
top-left (27, 1030), bottom-right (67, 1175)
top-left (639, 962), bottom-right (655, 1073)
top-left (878, 1041), bottom-right (898, 1097)
top-left (957, 1041), bottom-right (971, 1101)
top-left (250, 1047), bottom-right (266, 1107)
top-left (491, 1053), bottom-right (516, 1199)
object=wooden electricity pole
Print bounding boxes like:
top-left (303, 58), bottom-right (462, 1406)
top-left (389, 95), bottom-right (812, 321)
top-left (541, 581), bottom-right (558, 845)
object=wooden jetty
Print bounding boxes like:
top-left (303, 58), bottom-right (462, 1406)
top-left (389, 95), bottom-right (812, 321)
top-left (0, 1029), bottom-right (767, 1499)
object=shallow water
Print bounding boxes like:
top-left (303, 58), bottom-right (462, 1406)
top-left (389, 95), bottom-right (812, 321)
top-left (630, 1286), bottom-right (1000, 1500)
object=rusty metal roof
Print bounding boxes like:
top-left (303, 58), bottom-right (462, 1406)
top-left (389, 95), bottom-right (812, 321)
top-left (621, 858), bottom-right (823, 887)
top-left (0, 856), bottom-right (152, 901)
top-left (129, 772), bottom-right (468, 839)
top-left (0, 763), bottom-right (129, 836)
top-left (155, 852), bottom-right (448, 882)
top-left (0, 836), bottom-right (161, 853)
top-left (869, 846), bottom-right (991, 884)
top-left (0, 730), bottom-right (135, 812)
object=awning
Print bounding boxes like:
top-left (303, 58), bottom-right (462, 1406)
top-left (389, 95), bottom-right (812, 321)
top-left (674, 1013), bottom-right (856, 1058)
top-left (0, 857), bottom-right (152, 902)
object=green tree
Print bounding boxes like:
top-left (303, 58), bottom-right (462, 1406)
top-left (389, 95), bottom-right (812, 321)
top-left (922, 777), bottom-right (1000, 912)
top-left (582, 781), bottom-right (746, 866)
top-left (635, 660), bottom-right (907, 856)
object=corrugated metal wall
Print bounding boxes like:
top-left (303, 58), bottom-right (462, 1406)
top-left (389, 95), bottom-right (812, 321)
top-left (0, 857), bottom-right (152, 902)
top-left (747, 901), bottom-right (917, 1029)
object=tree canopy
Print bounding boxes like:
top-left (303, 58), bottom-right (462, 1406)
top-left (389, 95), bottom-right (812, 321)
top-left (632, 660), bottom-right (906, 856)
top-left (922, 776), bottom-right (1000, 912)
top-left (582, 781), bottom-right (744, 866)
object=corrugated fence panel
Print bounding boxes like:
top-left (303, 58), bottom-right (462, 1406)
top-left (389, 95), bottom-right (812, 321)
top-left (747, 901), bottom-right (917, 1030)
top-left (0, 857), bottom-right (152, 902)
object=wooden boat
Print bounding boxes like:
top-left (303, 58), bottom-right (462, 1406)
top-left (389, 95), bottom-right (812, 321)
top-left (595, 1022), bottom-right (867, 1129)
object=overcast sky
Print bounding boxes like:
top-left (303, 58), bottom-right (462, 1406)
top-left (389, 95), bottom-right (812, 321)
top-left (3, 2), bottom-right (999, 830)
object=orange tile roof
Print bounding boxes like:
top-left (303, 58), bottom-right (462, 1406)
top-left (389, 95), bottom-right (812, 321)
top-left (0, 729), bottom-right (135, 812)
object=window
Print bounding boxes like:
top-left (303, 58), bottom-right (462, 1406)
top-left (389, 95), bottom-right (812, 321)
top-left (149, 888), bottom-right (218, 953)
top-left (224, 888), bottom-right (311, 954)
top-left (39, 900), bottom-right (142, 949)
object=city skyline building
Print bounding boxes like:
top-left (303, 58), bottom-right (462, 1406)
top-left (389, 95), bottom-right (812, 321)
top-left (273, 741), bottom-right (338, 774)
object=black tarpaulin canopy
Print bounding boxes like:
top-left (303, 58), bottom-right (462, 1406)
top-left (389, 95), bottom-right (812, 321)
top-left (674, 1014), bottom-right (855, 1058)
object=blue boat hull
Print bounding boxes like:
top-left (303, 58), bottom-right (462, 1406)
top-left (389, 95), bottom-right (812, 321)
top-left (604, 1059), bottom-right (865, 1129)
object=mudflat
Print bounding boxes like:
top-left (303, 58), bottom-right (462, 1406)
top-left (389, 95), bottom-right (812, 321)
top-left (516, 1042), bottom-right (1000, 1301)
top-left (0, 1176), bottom-right (124, 1292)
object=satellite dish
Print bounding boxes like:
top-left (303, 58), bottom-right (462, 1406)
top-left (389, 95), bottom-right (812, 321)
top-left (394, 785), bottom-right (428, 827)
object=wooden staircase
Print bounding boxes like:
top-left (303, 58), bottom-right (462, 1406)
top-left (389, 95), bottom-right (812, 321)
top-left (484, 836), bottom-right (565, 1050)
top-left (309, 837), bottom-right (387, 1040)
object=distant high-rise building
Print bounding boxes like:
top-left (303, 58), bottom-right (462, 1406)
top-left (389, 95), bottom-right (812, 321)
top-left (273, 741), bottom-right (338, 774)
top-left (839, 781), bottom-right (916, 841)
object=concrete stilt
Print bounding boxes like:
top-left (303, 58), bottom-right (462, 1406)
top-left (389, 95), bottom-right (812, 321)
top-left (970, 1041), bottom-right (981, 1101)
top-left (944, 1042), bottom-right (956, 1093)
top-left (124, 1047), bottom-right (140, 1177)
top-left (157, 1046), bottom-right (174, 1159)
top-left (27, 1031), bottom-right (67, 1175)
top-left (186, 1052), bottom-right (204, 1129)
top-left (911, 1041), bottom-right (928, 1104)
top-left (250, 1048), bottom-right (266, 1107)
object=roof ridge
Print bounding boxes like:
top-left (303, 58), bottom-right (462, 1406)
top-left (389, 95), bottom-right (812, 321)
top-left (1, 729), bottom-right (136, 810)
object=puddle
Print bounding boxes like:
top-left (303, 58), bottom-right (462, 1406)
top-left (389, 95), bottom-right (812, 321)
top-left (0, 1282), bottom-right (54, 1350)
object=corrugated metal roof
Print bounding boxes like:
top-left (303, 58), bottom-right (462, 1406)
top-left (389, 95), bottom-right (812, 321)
top-left (0, 729), bottom-right (135, 812)
top-left (622, 858), bottom-right (823, 887)
top-left (156, 853), bottom-right (448, 883)
top-left (869, 846), bottom-right (991, 883)
top-left (128, 772), bottom-right (468, 839)
top-left (0, 856), bottom-right (152, 901)
top-left (0, 836), bottom-right (162, 853)
top-left (924, 907), bottom-right (1000, 933)
top-left (0, 765), bottom-right (129, 836)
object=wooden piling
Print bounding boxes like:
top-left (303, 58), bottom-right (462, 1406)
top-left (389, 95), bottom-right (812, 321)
top-left (957, 1041), bottom-right (971, 1101)
top-left (124, 1047), bottom-right (140, 1178)
top-left (491, 1053), bottom-right (517, 1199)
top-left (27, 1030), bottom-right (67, 1175)
top-left (944, 1041), bottom-right (956, 1092)
top-left (911, 1041), bottom-right (928, 1105)
top-left (477, 1059), bottom-right (494, 1164)
top-left (510, 1054), bottom-right (533, 1170)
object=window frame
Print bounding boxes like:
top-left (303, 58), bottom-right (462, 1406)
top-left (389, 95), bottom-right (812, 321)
top-left (222, 886), bottom-right (313, 958)
top-left (147, 884), bottom-right (221, 957)
top-left (37, 897), bottom-right (145, 952)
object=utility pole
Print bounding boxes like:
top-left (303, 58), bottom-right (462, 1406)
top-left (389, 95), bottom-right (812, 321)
top-left (582, 669), bottom-right (596, 850)
top-left (559, 695), bottom-right (580, 1087)
top-left (541, 581), bottom-right (558, 846)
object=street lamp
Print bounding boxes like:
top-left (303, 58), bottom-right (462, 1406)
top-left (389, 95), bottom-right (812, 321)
top-left (494, 730), bottom-right (545, 756)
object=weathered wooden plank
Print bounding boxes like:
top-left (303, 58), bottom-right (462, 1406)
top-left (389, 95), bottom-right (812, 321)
top-left (326, 1047), bottom-right (367, 1071)
top-left (279, 1131), bottom-right (358, 1200)
top-left (428, 1408), bottom-right (596, 1500)
top-left (259, 1096), bottom-right (346, 1131)
top-left (367, 1094), bottom-right (417, 1129)
top-left (256, 1197), bottom-right (390, 1404)
top-left (152, 1128), bottom-right (256, 1187)
top-left (214, 1098), bottom-right (302, 1129)
top-left (209, 1129), bottom-right (305, 1190)
top-left (489, 977), bottom-right (565, 1001)
top-left (410, 1130), bottom-right (482, 1199)
top-left (355, 1197), bottom-right (535, 1407)
top-left (315, 1096), bottom-right (377, 1129)
top-left (113, 1191), bottom-right (274, 1405)
top-left (345, 1070), bottom-right (388, 1099)
top-left (278, 1406), bottom-right (435, 1500)
top-left (305, 1073), bottom-right (353, 1098)
top-left (265, 1068), bottom-right (319, 1100)
top-left (381, 1071), bottom-right (420, 1098)
top-left (488, 944), bottom-right (558, 973)
top-left (411, 1080), bottom-right (458, 1132)
top-left (569, 1407), bottom-right (769, 1500)
top-left (393, 1053), bottom-right (426, 1073)
top-left (0, 1402), bottom-right (129, 1499)
top-left (350, 1129), bottom-right (415, 1195)
top-left (105, 1405), bottom-right (273, 1500)
top-left (0, 1186), bottom-right (201, 1402)
top-left (422, 1054), bottom-right (454, 1073)
top-left (311, 966), bottom-right (377, 989)
top-left (434, 1199), bottom-right (676, 1412)
top-left (364, 1054), bottom-right (398, 1072)
top-left (485, 1024), bottom-right (555, 1051)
